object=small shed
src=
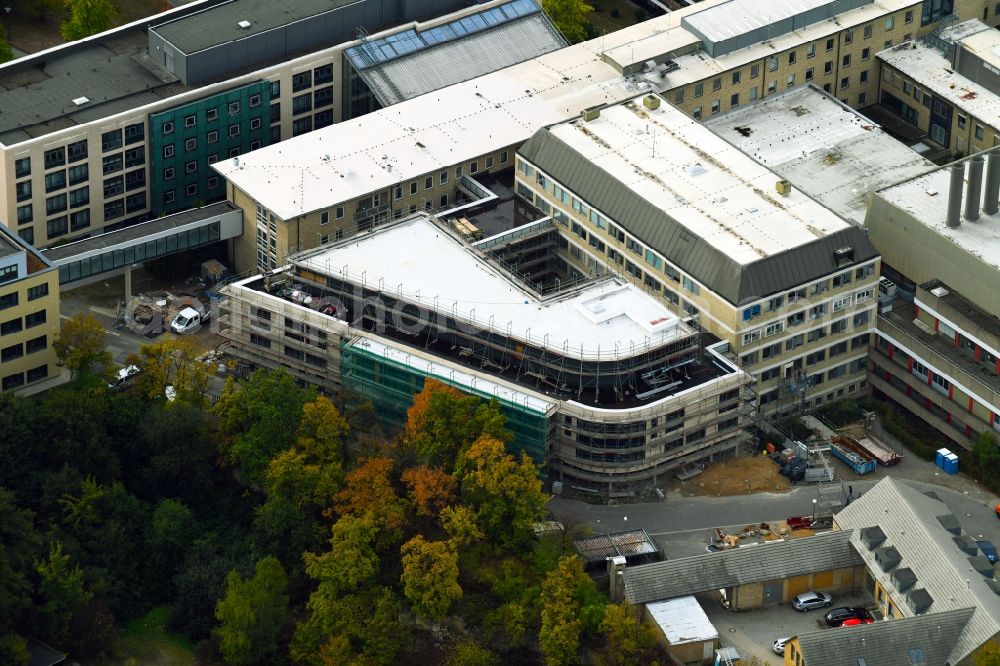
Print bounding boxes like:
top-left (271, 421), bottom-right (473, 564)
top-left (573, 529), bottom-right (660, 570)
top-left (645, 595), bottom-right (719, 664)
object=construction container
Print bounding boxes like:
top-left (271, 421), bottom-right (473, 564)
top-left (830, 438), bottom-right (878, 475)
top-left (943, 453), bottom-right (959, 474)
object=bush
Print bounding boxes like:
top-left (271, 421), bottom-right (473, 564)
top-left (610, 8), bottom-right (620, 17)
top-left (817, 399), bottom-right (864, 427)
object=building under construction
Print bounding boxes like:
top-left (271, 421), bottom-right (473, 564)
top-left (219, 212), bottom-right (752, 496)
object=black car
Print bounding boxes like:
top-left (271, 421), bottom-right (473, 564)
top-left (824, 607), bottom-right (873, 627)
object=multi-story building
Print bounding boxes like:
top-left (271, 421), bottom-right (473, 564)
top-left (0, 0), bottom-right (565, 249)
top-left (515, 93), bottom-right (881, 413)
top-left (865, 153), bottom-right (1000, 449)
top-left (878, 19), bottom-right (1000, 156)
top-left (219, 212), bottom-right (750, 496)
top-left (0, 225), bottom-right (61, 392)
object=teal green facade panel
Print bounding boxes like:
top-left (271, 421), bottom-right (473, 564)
top-left (341, 342), bottom-right (549, 464)
top-left (150, 81), bottom-right (271, 215)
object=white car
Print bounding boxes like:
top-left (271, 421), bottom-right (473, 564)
top-left (773, 637), bottom-right (791, 655)
top-left (108, 365), bottom-right (140, 390)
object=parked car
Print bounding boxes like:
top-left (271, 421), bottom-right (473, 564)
top-left (792, 591), bottom-right (832, 611)
top-left (825, 607), bottom-right (873, 626)
top-left (977, 540), bottom-right (998, 564)
top-left (706, 545), bottom-right (723, 553)
top-left (108, 365), bottom-right (140, 391)
top-left (840, 617), bottom-right (875, 627)
top-left (772, 637), bottom-right (791, 655)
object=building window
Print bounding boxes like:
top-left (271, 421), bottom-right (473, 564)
top-left (485, 156), bottom-right (494, 169)
top-left (730, 93), bottom-right (739, 107)
top-left (844, 30), bottom-right (853, 44)
top-left (862, 47), bottom-right (871, 61)
top-left (750, 63), bottom-right (759, 78)
top-left (162, 121), bottom-right (174, 136)
top-left (228, 101), bottom-right (240, 116)
top-left (26, 336), bottom-right (46, 355)
top-left (958, 114), bottom-right (967, 129)
top-left (826, 38), bottom-right (834, 51)
top-left (824, 61), bottom-right (833, 74)
top-left (292, 118), bottom-right (311, 136)
top-left (44, 147), bottom-right (65, 169)
top-left (185, 137), bottom-right (197, 152)
top-left (2, 373), bottom-right (24, 390)
top-left (16, 180), bottom-right (31, 202)
top-left (228, 124), bottom-right (241, 138)
top-left (249, 93), bottom-right (262, 108)
top-left (66, 163), bottom-right (85, 187)
top-left (185, 183), bottom-right (198, 197)
top-left (293, 93), bottom-right (312, 115)
top-left (860, 70), bottom-right (869, 83)
top-left (858, 92), bottom-right (867, 104)
top-left (843, 54), bottom-right (851, 67)
top-left (70, 209), bottom-right (90, 231)
top-left (805, 68), bottom-right (814, 81)
top-left (164, 191), bottom-right (175, 205)
top-left (25, 309), bottom-right (45, 327)
top-left (185, 161), bottom-right (197, 175)
top-left (694, 82), bottom-right (703, 97)
top-left (206, 108), bottom-right (218, 122)
top-left (69, 186), bottom-right (89, 208)
top-left (732, 70), bottom-right (741, 84)
top-left (768, 55), bottom-right (778, 71)
top-left (0, 293), bottom-right (18, 311)
top-left (885, 16), bottom-right (894, 30)
top-left (207, 176), bottom-right (219, 189)
top-left (125, 170), bottom-right (145, 191)
top-left (712, 77), bottom-right (721, 91)
top-left (841, 77), bottom-right (850, 90)
top-left (124, 146), bottom-right (144, 168)
top-left (470, 160), bottom-right (479, 174)
top-left (184, 114), bottom-right (197, 128)
top-left (67, 140), bottom-right (88, 163)
top-left (163, 145), bottom-right (175, 159)
top-left (15, 158), bottom-right (30, 179)
top-left (976, 124), bottom-right (985, 141)
top-left (711, 100), bottom-right (721, 113)
top-left (44, 171), bottom-right (66, 193)
top-left (692, 106), bottom-right (702, 120)
top-left (17, 205), bottom-right (32, 225)
top-left (104, 199), bottom-right (124, 220)
top-left (292, 71), bottom-right (312, 92)
top-left (0, 318), bottom-right (21, 336)
top-left (336, 206), bottom-right (344, 219)
top-left (45, 194), bottom-right (67, 216)
top-left (102, 154), bottom-right (123, 175)
top-left (440, 170), bottom-right (449, 185)
top-left (806, 43), bottom-right (815, 58)
top-left (101, 129), bottom-right (123, 152)
top-left (124, 122), bottom-right (144, 144)
top-left (46, 216), bottom-right (67, 239)
top-left (787, 74), bottom-right (795, 88)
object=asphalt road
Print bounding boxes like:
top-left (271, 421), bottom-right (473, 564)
top-left (547, 478), bottom-right (1000, 546)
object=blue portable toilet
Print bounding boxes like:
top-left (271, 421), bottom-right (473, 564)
top-left (944, 453), bottom-right (959, 474)
top-left (936, 448), bottom-right (951, 469)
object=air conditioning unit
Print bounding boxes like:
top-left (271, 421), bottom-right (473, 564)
top-left (776, 180), bottom-right (792, 195)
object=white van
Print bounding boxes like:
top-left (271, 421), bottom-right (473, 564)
top-left (170, 306), bottom-right (208, 334)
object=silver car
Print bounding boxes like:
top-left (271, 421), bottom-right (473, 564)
top-left (773, 637), bottom-right (791, 655)
top-left (791, 591), bottom-right (832, 611)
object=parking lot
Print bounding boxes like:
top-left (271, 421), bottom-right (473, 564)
top-left (696, 589), bottom-right (874, 663)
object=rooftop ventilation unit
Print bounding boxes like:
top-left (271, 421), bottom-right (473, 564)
top-left (906, 587), bottom-right (933, 614)
top-left (237, 20), bottom-right (251, 29)
top-left (776, 180), bottom-right (792, 196)
top-left (643, 95), bottom-right (660, 111)
top-left (937, 513), bottom-right (961, 535)
top-left (860, 526), bottom-right (887, 550)
top-left (874, 545), bottom-right (901, 572)
top-left (72, 96), bottom-right (90, 106)
top-left (833, 246), bottom-right (854, 265)
top-left (954, 534), bottom-right (979, 556)
top-left (581, 105), bottom-right (602, 122)
top-left (890, 567), bottom-right (917, 592)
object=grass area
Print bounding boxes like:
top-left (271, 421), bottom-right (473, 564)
top-left (93, 606), bottom-right (195, 666)
top-left (588, 0), bottom-right (655, 36)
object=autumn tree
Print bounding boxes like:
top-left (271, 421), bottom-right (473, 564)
top-left (542, 0), bottom-right (593, 43)
top-left (539, 555), bottom-right (606, 666)
top-left (402, 465), bottom-right (456, 517)
top-left (405, 379), bottom-right (510, 469)
top-left (212, 369), bottom-right (311, 486)
top-left (297, 395), bottom-right (350, 464)
top-left (53, 313), bottom-right (112, 379)
top-left (458, 435), bottom-right (545, 549)
top-left (214, 557), bottom-right (289, 666)
top-left (303, 514), bottom-right (379, 601)
top-left (61, 0), bottom-right (116, 41)
top-left (400, 535), bottom-right (462, 624)
top-left (127, 337), bottom-right (213, 404)
top-left (333, 457), bottom-right (407, 548)
top-left (440, 505), bottom-right (483, 547)
top-left (599, 603), bottom-right (660, 666)
top-left (446, 641), bottom-right (500, 666)
top-left (977, 640), bottom-right (1000, 666)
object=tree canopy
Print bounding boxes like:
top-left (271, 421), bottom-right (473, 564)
top-left (61, 0), bottom-right (116, 41)
top-left (53, 313), bottom-right (112, 378)
top-left (542, 0), bottom-right (593, 43)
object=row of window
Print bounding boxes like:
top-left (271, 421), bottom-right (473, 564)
top-left (689, 69), bottom-right (871, 118)
top-left (0, 335), bottom-right (48, 362)
top-left (161, 98), bottom-right (261, 136)
top-left (1, 364), bottom-right (49, 391)
top-left (26, 123), bottom-right (144, 175)
top-left (291, 63), bottom-right (334, 93)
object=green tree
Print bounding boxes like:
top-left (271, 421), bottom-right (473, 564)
top-left (303, 514), bottom-right (379, 601)
top-left (399, 535), bottom-right (462, 623)
top-left (212, 369), bottom-right (311, 486)
top-left (458, 435), bottom-right (545, 549)
top-left (0, 634), bottom-right (29, 666)
top-left (0, 488), bottom-right (39, 661)
top-left (971, 431), bottom-right (1000, 485)
top-left (440, 504), bottom-right (483, 547)
top-left (61, 0), bottom-right (116, 41)
top-left (977, 640), bottom-right (1000, 666)
top-left (542, 0), bottom-right (593, 43)
top-left (297, 395), bottom-right (350, 464)
top-left (127, 337), bottom-right (214, 404)
top-left (446, 640), bottom-right (500, 666)
top-left (35, 542), bottom-right (93, 645)
top-left (53, 313), bottom-right (112, 379)
top-left (214, 557), bottom-right (289, 666)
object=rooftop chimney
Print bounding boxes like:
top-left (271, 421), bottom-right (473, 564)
top-left (965, 155), bottom-right (984, 222)
top-left (984, 148), bottom-right (1000, 215)
top-left (947, 163), bottom-right (964, 228)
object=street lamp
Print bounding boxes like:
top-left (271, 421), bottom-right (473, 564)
top-left (812, 498), bottom-right (818, 523)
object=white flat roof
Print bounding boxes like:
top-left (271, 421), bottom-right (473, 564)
top-left (646, 595), bottom-right (719, 646)
top-left (683, 0), bottom-right (847, 43)
top-left (875, 164), bottom-right (1000, 272)
top-left (879, 40), bottom-right (1000, 129)
top-left (296, 215), bottom-right (690, 360)
top-left (549, 94), bottom-right (853, 265)
top-left (347, 336), bottom-right (556, 413)
top-left (705, 85), bottom-right (933, 225)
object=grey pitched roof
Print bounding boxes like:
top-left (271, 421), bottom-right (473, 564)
top-left (622, 530), bottom-right (862, 604)
top-left (517, 128), bottom-right (880, 306)
top-left (835, 477), bottom-right (1000, 664)
top-left (795, 607), bottom-right (975, 666)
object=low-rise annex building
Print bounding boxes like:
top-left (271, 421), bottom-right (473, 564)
top-left (515, 92), bottom-right (881, 413)
top-left (218, 213), bottom-right (751, 496)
